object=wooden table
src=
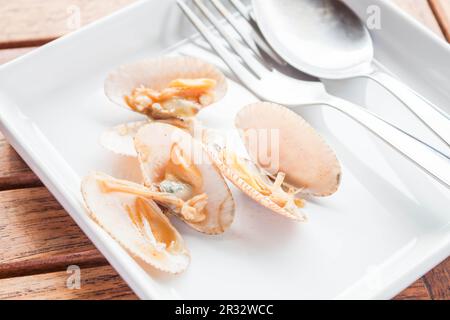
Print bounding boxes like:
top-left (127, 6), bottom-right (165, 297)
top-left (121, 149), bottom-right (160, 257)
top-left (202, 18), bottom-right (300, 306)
top-left (0, 0), bottom-right (449, 300)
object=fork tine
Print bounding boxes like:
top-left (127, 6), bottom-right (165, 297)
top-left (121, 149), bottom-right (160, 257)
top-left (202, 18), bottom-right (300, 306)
top-left (228, 0), bottom-right (287, 66)
top-left (177, 0), bottom-right (256, 84)
top-left (248, 28), bottom-right (286, 66)
top-left (210, 0), bottom-right (264, 62)
top-left (192, 0), bottom-right (266, 79)
top-left (229, 0), bottom-right (250, 21)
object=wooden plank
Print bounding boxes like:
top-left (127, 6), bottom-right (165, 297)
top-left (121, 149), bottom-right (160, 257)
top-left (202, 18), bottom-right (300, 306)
top-left (429, 0), bottom-right (450, 41)
top-left (0, 187), bottom-right (103, 264)
top-left (0, 0), bottom-right (135, 49)
top-left (0, 249), bottom-right (105, 280)
top-left (394, 279), bottom-right (431, 300)
top-left (0, 265), bottom-right (137, 300)
top-left (392, 0), bottom-right (445, 37)
top-left (0, 132), bottom-right (41, 191)
top-left (423, 257), bottom-right (450, 300)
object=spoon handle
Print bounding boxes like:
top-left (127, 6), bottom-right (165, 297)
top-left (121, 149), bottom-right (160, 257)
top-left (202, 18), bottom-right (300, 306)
top-left (366, 70), bottom-right (450, 148)
top-left (324, 95), bottom-right (450, 189)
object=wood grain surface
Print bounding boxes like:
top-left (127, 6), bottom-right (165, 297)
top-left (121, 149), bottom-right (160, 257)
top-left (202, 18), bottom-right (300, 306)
top-left (394, 279), bottom-right (431, 300)
top-left (0, 249), bottom-right (105, 279)
top-left (423, 258), bottom-right (450, 299)
top-left (0, 0), bottom-right (135, 49)
top-left (429, 0), bottom-right (450, 41)
top-left (0, 132), bottom-right (41, 191)
top-left (0, 266), bottom-right (137, 300)
top-left (0, 187), bottom-right (101, 263)
top-left (0, 0), bottom-right (448, 300)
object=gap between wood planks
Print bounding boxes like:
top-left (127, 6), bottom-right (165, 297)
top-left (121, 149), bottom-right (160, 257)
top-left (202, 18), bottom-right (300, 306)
top-left (0, 187), bottom-right (108, 275)
top-left (0, 184), bottom-right (136, 299)
top-left (0, 250), bottom-right (106, 280)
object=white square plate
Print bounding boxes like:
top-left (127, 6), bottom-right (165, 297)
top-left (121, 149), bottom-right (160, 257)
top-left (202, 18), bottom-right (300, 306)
top-left (0, 0), bottom-right (449, 299)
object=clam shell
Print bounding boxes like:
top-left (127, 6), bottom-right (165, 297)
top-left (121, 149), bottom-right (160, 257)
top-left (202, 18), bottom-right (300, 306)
top-left (100, 120), bottom-right (149, 157)
top-left (235, 102), bottom-right (341, 197)
top-left (105, 56), bottom-right (227, 112)
top-left (134, 123), bottom-right (235, 234)
top-left (81, 172), bottom-right (190, 274)
top-left (204, 133), bottom-right (307, 222)
top-left (101, 118), bottom-right (202, 157)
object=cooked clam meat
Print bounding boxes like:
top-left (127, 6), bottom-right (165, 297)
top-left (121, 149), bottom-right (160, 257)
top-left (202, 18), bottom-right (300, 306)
top-left (82, 173), bottom-right (190, 273)
top-left (125, 78), bottom-right (217, 119)
top-left (203, 102), bottom-right (341, 221)
top-left (102, 56), bottom-right (228, 156)
top-left (98, 170), bottom-right (207, 224)
top-left (124, 196), bottom-right (182, 253)
top-left (235, 102), bottom-right (342, 197)
top-left (135, 122), bottom-right (235, 234)
top-left (220, 149), bottom-right (305, 215)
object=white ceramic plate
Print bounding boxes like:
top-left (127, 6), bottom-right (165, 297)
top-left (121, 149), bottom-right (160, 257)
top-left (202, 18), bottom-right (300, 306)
top-left (0, 0), bottom-right (448, 299)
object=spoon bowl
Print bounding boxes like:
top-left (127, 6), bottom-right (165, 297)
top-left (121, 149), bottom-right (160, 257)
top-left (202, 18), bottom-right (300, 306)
top-left (252, 0), bottom-right (450, 146)
top-left (253, 0), bottom-right (374, 79)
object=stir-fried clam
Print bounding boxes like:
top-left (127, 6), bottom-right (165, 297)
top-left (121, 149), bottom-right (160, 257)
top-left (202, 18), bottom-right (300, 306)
top-left (219, 150), bottom-right (306, 220)
top-left (82, 122), bottom-right (235, 273)
top-left (100, 120), bottom-right (149, 158)
top-left (125, 78), bottom-right (217, 120)
top-left (206, 102), bottom-right (341, 221)
top-left (236, 102), bottom-right (341, 197)
top-left (102, 56), bottom-right (227, 156)
top-left (82, 54), bottom-right (343, 274)
top-left (135, 122), bottom-right (235, 234)
top-left (82, 172), bottom-right (190, 274)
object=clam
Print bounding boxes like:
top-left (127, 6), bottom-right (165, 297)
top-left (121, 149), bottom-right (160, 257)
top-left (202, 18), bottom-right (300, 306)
top-left (134, 122), bottom-right (235, 234)
top-left (207, 102), bottom-right (341, 221)
top-left (102, 56), bottom-right (227, 156)
top-left (100, 118), bottom-right (201, 157)
top-left (81, 172), bottom-right (190, 274)
top-left (100, 120), bottom-right (149, 157)
top-left (105, 56), bottom-right (227, 114)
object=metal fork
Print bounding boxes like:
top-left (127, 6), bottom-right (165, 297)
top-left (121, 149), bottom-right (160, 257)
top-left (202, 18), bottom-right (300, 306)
top-left (177, 0), bottom-right (450, 188)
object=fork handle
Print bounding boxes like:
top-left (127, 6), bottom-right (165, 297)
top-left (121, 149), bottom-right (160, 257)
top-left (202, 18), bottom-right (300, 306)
top-left (324, 95), bottom-right (450, 189)
top-left (365, 70), bottom-right (450, 147)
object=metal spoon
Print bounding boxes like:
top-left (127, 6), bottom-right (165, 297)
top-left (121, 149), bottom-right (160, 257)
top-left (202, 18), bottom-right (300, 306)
top-left (252, 0), bottom-right (450, 147)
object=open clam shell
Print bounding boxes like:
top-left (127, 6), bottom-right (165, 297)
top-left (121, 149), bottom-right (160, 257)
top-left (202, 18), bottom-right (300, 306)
top-left (209, 146), bottom-right (307, 222)
top-left (100, 118), bottom-right (201, 157)
top-left (105, 56), bottom-right (228, 112)
top-left (81, 172), bottom-right (190, 274)
top-left (100, 120), bottom-right (150, 157)
top-left (134, 122), bottom-right (235, 234)
top-left (235, 102), bottom-right (341, 197)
